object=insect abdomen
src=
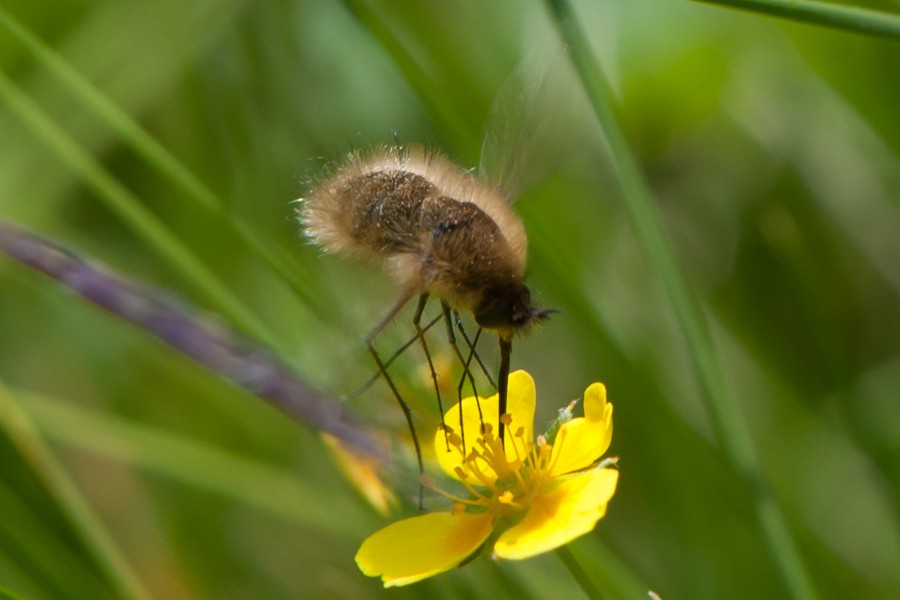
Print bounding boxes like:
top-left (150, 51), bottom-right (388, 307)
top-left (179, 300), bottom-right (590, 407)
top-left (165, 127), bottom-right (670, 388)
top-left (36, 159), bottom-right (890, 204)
top-left (300, 147), bottom-right (529, 312)
top-left (302, 169), bottom-right (436, 259)
top-left (347, 171), bottom-right (438, 256)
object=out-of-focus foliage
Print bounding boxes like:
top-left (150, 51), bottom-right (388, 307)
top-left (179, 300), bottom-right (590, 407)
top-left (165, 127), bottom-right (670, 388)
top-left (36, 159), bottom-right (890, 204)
top-left (0, 0), bottom-right (898, 598)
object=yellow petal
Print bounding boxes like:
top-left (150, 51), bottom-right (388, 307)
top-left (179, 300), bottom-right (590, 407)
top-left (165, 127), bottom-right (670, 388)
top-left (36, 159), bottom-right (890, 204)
top-left (548, 382), bottom-right (613, 477)
top-left (493, 468), bottom-right (618, 560)
top-left (435, 370), bottom-right (536, 481)
top-left (355, 511), bottom-right (493, 587)
top-left (321, 433), bottom-right (396, 516)
top-left (505, 370), bottom-right (536, 445)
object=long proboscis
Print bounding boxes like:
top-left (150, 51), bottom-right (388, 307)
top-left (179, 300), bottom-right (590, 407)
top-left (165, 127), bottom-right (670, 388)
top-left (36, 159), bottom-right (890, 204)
top-left (0, 220), bottom-right (382, 459)
top-left (498, 336), bottom-right (512, 444)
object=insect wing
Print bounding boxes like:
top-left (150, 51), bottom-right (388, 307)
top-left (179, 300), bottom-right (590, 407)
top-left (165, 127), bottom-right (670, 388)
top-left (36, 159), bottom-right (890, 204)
top-left (479, 42), bottom-right (589, 202)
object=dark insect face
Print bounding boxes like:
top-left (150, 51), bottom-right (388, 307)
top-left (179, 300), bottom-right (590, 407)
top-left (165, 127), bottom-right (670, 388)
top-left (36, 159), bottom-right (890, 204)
top-left (475, 284), bottom-right (540, 334)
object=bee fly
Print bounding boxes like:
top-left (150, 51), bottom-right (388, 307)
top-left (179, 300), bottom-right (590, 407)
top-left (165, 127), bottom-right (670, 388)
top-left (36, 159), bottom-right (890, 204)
top-left (298, 145), bottom-right (551, 467)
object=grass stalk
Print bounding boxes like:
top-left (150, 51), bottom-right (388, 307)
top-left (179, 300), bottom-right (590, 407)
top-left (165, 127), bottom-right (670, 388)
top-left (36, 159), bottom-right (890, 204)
top-left (15, 388), bottom-right (366, 538)
top-left (0, 382), bottom-right (151, 600)
top-left (542, 0), bottom-right (818, 598)
top-left (0, 6), bottom-right (333, 318)
top-left (0, 71), bottom-right (285, 354)
top-left (691, 0), bottom-right (900, 40)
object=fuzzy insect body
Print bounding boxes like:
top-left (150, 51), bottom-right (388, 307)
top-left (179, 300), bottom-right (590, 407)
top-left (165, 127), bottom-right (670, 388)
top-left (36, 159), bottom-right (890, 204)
top-left (300, 145), bottom-right (548, 464)
top-left (301, 146), bottom-right (538, 339)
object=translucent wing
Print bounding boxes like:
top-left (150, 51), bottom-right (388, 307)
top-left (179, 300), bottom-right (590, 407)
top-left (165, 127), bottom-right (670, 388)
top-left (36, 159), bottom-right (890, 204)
top-left (479, 41), bottom-right (589, 202)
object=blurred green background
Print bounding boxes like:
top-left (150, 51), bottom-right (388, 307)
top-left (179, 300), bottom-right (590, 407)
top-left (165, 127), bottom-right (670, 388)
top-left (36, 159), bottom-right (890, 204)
top-left (1, 0), bottom-right (899, 598)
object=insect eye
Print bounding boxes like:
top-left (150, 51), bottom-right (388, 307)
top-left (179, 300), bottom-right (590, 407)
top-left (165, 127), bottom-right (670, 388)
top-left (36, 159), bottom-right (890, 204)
top-left (475, 297), bottom-right (513, 329)
top-left (476, 286), bottom-right (534, 330)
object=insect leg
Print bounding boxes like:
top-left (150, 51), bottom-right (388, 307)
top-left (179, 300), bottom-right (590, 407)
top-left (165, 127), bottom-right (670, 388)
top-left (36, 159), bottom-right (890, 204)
top-left (440, 302), bottom-right (482, 405)
top-left (456, 328), bottom-right (487, 453)
top-left (441, 302), bottom-right (486, 451)
top-left (454, 324), bottom-right (485, 426)
top-left (365, 290), bottom-right (425, 502)
top-left (452, 310), bottom-right (495, 388)
top-left (411, 294), bottom-right (449, 450)
top-left (346, 313), bottom-right (441, 400)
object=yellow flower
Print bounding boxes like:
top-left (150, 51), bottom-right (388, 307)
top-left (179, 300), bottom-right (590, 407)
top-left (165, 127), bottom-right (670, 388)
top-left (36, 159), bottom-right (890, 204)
top-left (355, 370), bottom-right (618, 587)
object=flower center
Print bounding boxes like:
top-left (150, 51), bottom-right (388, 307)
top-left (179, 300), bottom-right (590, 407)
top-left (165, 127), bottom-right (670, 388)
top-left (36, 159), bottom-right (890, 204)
top-left (436, 413), bottom-right (559, 520)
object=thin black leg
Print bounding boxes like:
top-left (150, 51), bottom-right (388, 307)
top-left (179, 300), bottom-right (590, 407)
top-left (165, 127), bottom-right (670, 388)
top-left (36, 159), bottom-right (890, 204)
top-left (412, 294), bottom-right (449, 450)
top-left (365, 290), bottom-right (424, 506)
top-left (346, 313), bottom-right (442, 400)
top-left (452, 310), bottom-right (495, 388)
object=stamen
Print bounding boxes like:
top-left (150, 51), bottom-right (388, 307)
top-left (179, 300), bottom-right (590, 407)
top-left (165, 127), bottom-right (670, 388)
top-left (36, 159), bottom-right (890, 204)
top-left (497, 491), bottom-right (517, 506)
top-left (454, 472), bottom-right (492, 504)
top-left (422, 473), bottom-right (487, 506)
top-left (533, 435), bottom-right (548, 468)
top-left (544, 427), bottom-right (567, 473)
top-left (428, 482), bottom-right (486, 507)
top-left (512, 466), bottom-right (529, 492)
top-left (464, 456), bottom-right (497, 488)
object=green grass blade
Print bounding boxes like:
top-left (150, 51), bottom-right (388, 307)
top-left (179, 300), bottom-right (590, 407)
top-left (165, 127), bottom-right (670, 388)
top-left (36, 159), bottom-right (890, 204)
top-left (691, 0), bottom-right (900, 40)
top-left (0, 382), bottom-right (151, 600)
top-left (0, 480), bottom-right (108, 600)
top-left (0, 6), bottom-right (335, 319)
top-left (0, 7), bottom-right (219, 213)
top-left (0, 582), bottom-right (35, 600)
top-left (339, 0), bottom-right (482, 157)
top-left (15, 388), bottom-right (367, 538)
top-left (556, 546), bottom-right (605, 600)
top-left (542, 1), bottom-right (818, 598)
top-left (0, 70), bottom-right (285, 353)
top-left (557, 539), bottom-right (651, 600)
